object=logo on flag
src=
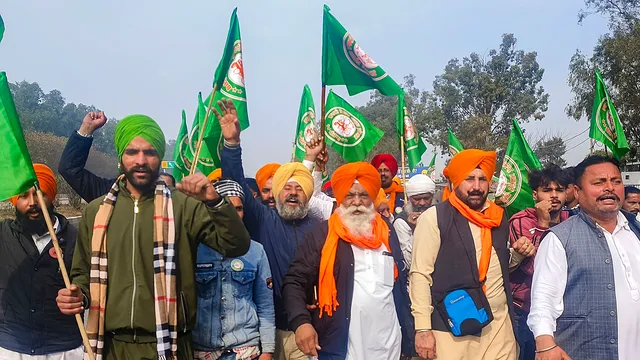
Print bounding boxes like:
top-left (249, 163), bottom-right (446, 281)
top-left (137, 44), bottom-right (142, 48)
top-left (342, 33), bottom-right (388, 81)
top-left (325, 107), bottom-right (366, 147)
top-left (495, 155), bottom-right (522, 207)
top-left (595, 98), bottom-right (617, 144)
top-left (189, 125), bottom-right (218, 167)
top-left (449, 145), bottom-right (461, 156)
top-left (296, 108), bottom-right (317, 152)
top-left (403, 109), bottom-right (416, 141)
top-left (221, 40), bottom-right (247, 102)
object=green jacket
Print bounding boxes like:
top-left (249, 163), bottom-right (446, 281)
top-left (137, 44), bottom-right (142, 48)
top-left (70, 182), bottom-right (250, 336)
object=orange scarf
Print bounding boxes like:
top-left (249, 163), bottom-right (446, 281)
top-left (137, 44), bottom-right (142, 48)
top-left (448, 191), bottom-right (503, 292)
top-left (384, 181), bottom-right (404, 209)
top-left (317, 211), bottom-right (398, 317)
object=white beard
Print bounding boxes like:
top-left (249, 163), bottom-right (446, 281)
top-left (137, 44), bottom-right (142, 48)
top-left (337, 203), bottom-right (376, 238)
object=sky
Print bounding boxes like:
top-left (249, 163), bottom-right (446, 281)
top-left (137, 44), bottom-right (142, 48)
top-left (0, 0), bottom-right (609, 175)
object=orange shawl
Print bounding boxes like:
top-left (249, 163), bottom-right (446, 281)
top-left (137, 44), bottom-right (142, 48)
top-left (448, 190), bottom-right (503, 292)
top-left (384, 181), bottom-right (404, 209)
top-left (318, 211), bottom-right (398, 317)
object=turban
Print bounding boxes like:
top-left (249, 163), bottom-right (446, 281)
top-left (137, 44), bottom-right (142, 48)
top-left (331, 162), bottom-right (381, 204)
top-left (207, 168), bottom-right (222, 182)
top-left (213, 179), bottom-right (245, 200)
top-left (272, 163), bottom-right (313, 199)
top-left (114, 114), bottom-right (166, 160)
top-left (10, 164), bottom-right (57, 205)
top-left (443, 149), bottom-right (497, 189)
top-left (374, 188), bottom-right (388, 208)
top-left (405, 174), bottom-right (436, 197)
top-left (371, 154), bottom-right (399, 176)
top-left (255, 163), bottom-right (281, 191)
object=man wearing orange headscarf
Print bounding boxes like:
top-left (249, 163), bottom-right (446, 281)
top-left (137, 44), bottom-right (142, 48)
top-left (410, 150), bottom-right (517, 360)
top-left (255, 163), bottom-right (281, 208)
top-left (283, 162), bottom-right (416, 360)
top-left (0, 164), bottom-right (84, 359)
top-left (371, 154), bottom-right (405, 214)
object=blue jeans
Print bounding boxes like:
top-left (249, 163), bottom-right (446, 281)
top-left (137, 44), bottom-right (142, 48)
top-left (513, 307), bottom-right (535, 360)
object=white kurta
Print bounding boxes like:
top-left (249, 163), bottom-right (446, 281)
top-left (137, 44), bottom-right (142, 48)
top-left (0, 346), bottom-right (83, 360)
top-left (528, 212), bottom-right (640, 359)
top-left (346, 244), bottom-right (401, 360)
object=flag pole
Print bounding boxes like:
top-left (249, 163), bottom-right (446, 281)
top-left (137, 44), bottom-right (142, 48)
top-left (189, 84), bottom-right (218, 175)
top-left (400, 136), bottom-right (408, 203)
top-left (34, 185), bottom-right (96, 360)
top-left (320, 85), bottom-right (326, 147)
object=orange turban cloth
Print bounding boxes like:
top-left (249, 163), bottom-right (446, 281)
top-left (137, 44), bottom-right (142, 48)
top-left (374, 188), bottom-right (388, 208)
top-left (255, 163), bottom-right (281, 191)
top-left (10, 164), bottom-right (57, 205)
top-left (207, 168), bottom-right (222, 182)
top-left (331, 162), bottom-right (381, 205)
top-left (442, 149), bottom-right (497, 201)
top-left (271, 162), bottom-right (313, 199)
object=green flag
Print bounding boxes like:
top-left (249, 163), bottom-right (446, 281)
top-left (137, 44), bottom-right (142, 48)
top-left (495, 119), bottom-right (542, 216)
top-left (322, 5), bottom-right (402, 96)
top-left (0, 72), bottom-right (37, 200)
top-left (426, 153), bottom-right (436, 178)
top-left (447, 128), bottom-right (464, 156)
top-left (294, 85), bottom-right (318, 161)
top-left (324, 90), bottom-right (384, 162)
top-left (173, 110), bottom-right (190, 182)
top-left (188, 93), bottom-right (219, 175)
top-left (0, 15), bottom-right (5, 44)
top-left (397, 94), bottom-right (427, 169)
top-left (202, 8), bottom-right (250, 157)
top-left (590, 68), bottom-right (629, 159)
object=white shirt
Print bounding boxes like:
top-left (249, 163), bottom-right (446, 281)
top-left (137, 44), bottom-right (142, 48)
top-left (528, 212), bottom-right (640, 359)
top-left (347, 244), bottom-right (401, 360)
top-left (393, 218), bottom-right (413, 270)
top-left (303, 160), bottom-right (335, 221)
top-left (0, 345), bottom-right (83, 359)
top-left (31, 216), bottom-right (59, 254)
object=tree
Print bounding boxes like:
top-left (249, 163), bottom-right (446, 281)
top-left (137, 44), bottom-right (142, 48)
top-left (417, 34), bottom-right (549, 154)
top-left (534, 136), bottom-right (567, 167)
top-left (568, 0), bottom-right (640, 154)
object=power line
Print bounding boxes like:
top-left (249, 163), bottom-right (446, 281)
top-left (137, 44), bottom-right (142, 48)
top-left (563, 127), bottom-right (589, 144)
top-left (565, 137), bottom-right (590, 153)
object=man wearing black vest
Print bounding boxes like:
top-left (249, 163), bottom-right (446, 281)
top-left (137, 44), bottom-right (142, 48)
top-left (410, 149), bottom-right (517, 360)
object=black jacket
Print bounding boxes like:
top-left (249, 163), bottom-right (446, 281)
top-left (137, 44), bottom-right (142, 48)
top-left (0, 214), bottom-right (81, 355)
top-left (59, 131), bottom-right (116, 203)
top-left (283, 220), bottom-right (416, 360)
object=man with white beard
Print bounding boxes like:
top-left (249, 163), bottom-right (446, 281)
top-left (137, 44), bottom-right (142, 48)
top-left (283, 162), bottom-right (416, 360)
top-left (394, 174), bottom-right (437, 269)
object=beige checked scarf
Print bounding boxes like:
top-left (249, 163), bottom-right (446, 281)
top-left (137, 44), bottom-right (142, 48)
top-left (85, 176), bottom-right (178, 360)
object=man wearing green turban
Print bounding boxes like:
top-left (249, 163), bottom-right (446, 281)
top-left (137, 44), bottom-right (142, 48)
top-left (57, 112), bottom-right (250, 360)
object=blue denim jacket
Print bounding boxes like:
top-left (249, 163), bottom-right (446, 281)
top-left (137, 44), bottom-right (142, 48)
top-left (193, 240), bottom-right (276, 353)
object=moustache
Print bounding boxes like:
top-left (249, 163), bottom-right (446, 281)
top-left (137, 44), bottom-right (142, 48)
top-left (597, 193), bottom-right (620, 202)
top-left (130, 166), bottom-right (151, 173)
top-left (467, 190), bottom-right (485, 197)
top-left (284, 195), bottom-right (301, 204)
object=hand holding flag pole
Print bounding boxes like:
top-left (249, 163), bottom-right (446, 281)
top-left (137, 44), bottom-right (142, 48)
top-left (34, 184), bottom-right (96, 360)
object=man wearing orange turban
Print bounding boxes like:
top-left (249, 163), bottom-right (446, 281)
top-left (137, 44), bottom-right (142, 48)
top-left (0, 163), bottom-right (85, 358)
top-left (255, 163), bottom-right (281, 208)
top-left (283, 162), bottom-right (416, 359)
top-left (410, 149), bottom-right (517, 360)
top-left (371, 154), bottom-right (405, 214)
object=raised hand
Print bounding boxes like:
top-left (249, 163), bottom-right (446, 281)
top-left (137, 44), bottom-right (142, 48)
top-left (177, 173), bottom-right (220, 202)
top-left (512, 236), bottom-right (536, 257)
top-left (535, 199), bottom-right (553, 228)
top-left (79, 111), bottom-right (107, 136)
top-left (213, 99), bottom-right (240, 144)
top-left (304, 135), bottom-right (325, 163)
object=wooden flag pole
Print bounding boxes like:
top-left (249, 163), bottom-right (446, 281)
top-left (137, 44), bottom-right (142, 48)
top-left (189, 84), bottom-right (218, 175)
top-left (400, 135), bottom-right (408, 203)
top-left (35, 185), bottom-right (96, 360)
top-left (320, 85), bottom-right (326, 147)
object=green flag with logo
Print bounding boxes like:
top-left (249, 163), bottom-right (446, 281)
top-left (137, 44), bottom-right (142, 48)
top-left (322, 5), bottom-right (402, 96)
top-left (495, 119), bottom-right (542, 216)
top-left (397, 94), bottom-right (427, 169)
top-left (188, 92), bottom-right (219, 175)
top-left (324, 90), bottom-right (384, 162)
top-left (590, 68), bottom-right (629, 159)
top-left (0, 15), bottom-right (5, 44)
top-left (294, 85), bottom-right (318, 161)
top-left (447, 128), bottom-right (464, 156)
top-left (201, 8), bottom-right (249, 157)
top-left (0, 72), bottom-right (37, 201)
top-left (426, 153), bottom-right (436, 178)
top-left (173, 110), bottom-right (190, 182)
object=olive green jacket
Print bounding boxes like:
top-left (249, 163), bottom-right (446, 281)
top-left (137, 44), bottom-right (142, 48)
top-left (70, 183), bottom-right (250, 335)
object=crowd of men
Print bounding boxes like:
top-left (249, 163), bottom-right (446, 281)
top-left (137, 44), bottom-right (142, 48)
top-left (0, 100), bottom-right (638, 360)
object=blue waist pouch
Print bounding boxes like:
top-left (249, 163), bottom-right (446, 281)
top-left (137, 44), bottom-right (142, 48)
top-left (437, 287), bottom-right (493, 337)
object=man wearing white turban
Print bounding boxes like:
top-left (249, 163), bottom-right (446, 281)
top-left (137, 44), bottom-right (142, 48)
top-left (393, 174), bottom-right (436, 269)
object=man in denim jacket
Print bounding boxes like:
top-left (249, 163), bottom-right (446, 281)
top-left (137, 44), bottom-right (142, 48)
top-left (194, 179), bottom-right (276, 360)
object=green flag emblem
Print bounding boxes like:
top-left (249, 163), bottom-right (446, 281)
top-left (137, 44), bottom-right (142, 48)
top-left (0, 72), bottom-right (37, 200)
top-left (322, 5), bottom-right (402, 96)
top-left (324, 90), bottom-right (384, 162)
top-left (447, 128), bottom-right (464, 156)
top-left (590, 68), bottom-right (629, 159)
top-left (294, 85), bottom-right (318, 161)
top-left (0, 15), bottom-right (5, 44)
top-left (495, 119), bottom-right (542, 216)
top-left (173, 110), bottom-right (190, 182)
top-left (426, 153), bottom-right (437, 179)
top-left (188, 92), bottom-right (219, 175)
top-left (397, 94), bottom-right (427, 169)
